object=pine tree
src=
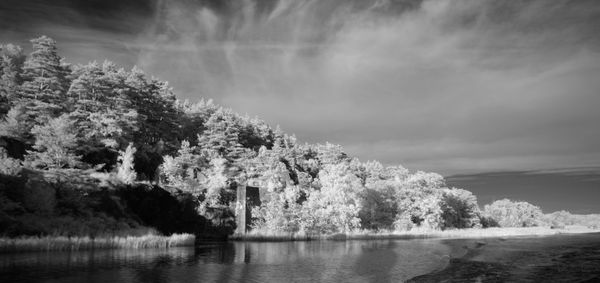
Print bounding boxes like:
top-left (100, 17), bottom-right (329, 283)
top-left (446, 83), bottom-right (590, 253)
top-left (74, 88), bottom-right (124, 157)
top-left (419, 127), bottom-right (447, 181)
top-left (198, 109), bottom-right (246, 162)
top-left (20, 36), bottom-right (68, 105)
top-left (12, 36), bottom-right (70, 132)
top-left (68, 62), bottom-right (109, 112)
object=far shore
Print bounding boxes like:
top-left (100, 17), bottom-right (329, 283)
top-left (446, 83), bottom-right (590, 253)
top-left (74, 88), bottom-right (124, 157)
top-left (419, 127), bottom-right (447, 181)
top-left (230, 226), bottom-right (600, 242)
top-left (1, 226), bottom-right (597, 253)
top-left (0, 233), bottom-right (195, 253)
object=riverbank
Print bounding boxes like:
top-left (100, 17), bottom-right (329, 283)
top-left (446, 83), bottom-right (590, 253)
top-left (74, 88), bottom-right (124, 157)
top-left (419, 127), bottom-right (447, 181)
top-left (230, 226), bottom-right (600, 241)
top-left (0, 233), bottom-right (195, 253)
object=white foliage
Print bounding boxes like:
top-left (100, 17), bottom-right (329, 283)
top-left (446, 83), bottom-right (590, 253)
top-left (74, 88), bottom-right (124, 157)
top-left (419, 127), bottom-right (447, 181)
top-left (117, 143), bottom-right (137, 184)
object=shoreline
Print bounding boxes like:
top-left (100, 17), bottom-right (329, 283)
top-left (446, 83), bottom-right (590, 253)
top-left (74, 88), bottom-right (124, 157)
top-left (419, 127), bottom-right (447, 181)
top-left (0, 233), bottom-right (195, 253)
top-left (230, 226), bottom-right (600, 242)
top-left (1, 226), bottom-right (597, 253)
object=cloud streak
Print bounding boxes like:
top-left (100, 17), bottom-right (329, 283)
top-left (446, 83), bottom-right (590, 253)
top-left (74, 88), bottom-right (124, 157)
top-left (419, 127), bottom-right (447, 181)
top-left (2, 0), bottom-right (600, 175)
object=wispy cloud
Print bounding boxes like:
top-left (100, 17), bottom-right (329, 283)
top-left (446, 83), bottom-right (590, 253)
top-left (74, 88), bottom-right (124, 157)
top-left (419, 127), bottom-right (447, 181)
top-left (2, 0), bottom-right (599, 175)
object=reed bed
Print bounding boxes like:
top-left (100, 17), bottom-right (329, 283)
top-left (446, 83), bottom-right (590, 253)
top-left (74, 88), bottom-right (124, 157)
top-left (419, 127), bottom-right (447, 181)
top-left (231, 226), bottom-right (600, 242)
top-left (0, 233), bottom-right (195, 253)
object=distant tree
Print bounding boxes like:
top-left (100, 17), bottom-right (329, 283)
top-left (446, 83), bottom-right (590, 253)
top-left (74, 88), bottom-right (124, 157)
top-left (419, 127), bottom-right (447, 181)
top-left (357, 161), bottom-right (410, 230)
top-left (390, 170), bottom-right (481, 230)
top-left (0, 104), bottom-right (29, 140)
top-left (0, 43), bottom-right (26, 115)
top-left (124, 68), bottom-right (181, 148)
top-left (250, 146), bottom-right (291, 191)
top-left (176, 98), bottom-right (215, 143)
top-left (414, 192), bottom-right (446, 230)
top-left (316, 142), bottom-right (348, 166)
top-left (196, 156), bottom-right (239, 226)
top-left (404, 171), bottom-right (445, 190)
top-left (483, 199), bottom-right (543, 227)
top-left (440, 188), bottom-right (481, 229)
top-left (20, 36), bottom-right (68, 106)
top-left (251, 185), bottom-right (305, 232)
top-left (358, 187), bottom-right (398, 230)
top-left (3, 36), bottom-right (70, 139)
top-left (25, 114), bottom-right (81, 169)
top-left (67, 62), bottom-right (111, 112)
top-left (301, 163), bottom-right (363, 233)
top-left (107, 66), bottom-right (184, 180)
top-left (116, 143), bottom-right (137, 184)
top-left (197, 109), bottom-right (246, 161)
top-left (160, 140), bottom-right (204, 192)
top-left (237, 115), bottom-right (275, 151)
top-left (248, 146), bottom-right (304, 232)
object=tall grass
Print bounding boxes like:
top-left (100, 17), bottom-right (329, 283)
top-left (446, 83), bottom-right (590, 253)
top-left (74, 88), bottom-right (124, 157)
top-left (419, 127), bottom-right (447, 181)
top-left (231, 226), bottom-right (600, 242)
top-left (0, 233), bottom-right (195, 253)
top-left (230, 230), bottom-right (324, 241)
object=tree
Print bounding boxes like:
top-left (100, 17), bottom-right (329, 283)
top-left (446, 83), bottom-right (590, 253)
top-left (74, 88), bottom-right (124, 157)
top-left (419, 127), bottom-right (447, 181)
top-left (357, 161), bottom-right (405, 230)
top-left (0, 43), bottom-right (25, 115)
top-left (124, 68), bottom-right (181, 148)
top-left (25, 114), bottom-right (81, 169)
top-left (68, 62), bottom-right (111, 112)
top-left (440, 188), bottom-right (481, 229)
top-left (197, 109), bottom-right (246, 161)
top-left (160, 140), bottom-right (204, 192)
top-left (358, 187), bottom-right (398, 230)
top-left (6, 37), bottom-right (70, 136)
top-left (404, 171), bottom-right (445, 190)
top-left (251, 185), bottom-right (305, 232)
top-left (483, 199), bottom-right (543, 227)
top-left (0, 104), bottom-right (29, 140)
top-left (20, 36), bottom-right (68, 106)
top-left (300, 163), bottom-right (363, 233)
top-left (247, 146), bottom-right (303, 232)
top-left (316, 142), bottom-right (348, 166)
top-left (197, 156), bottom-right (236, 226)
top-left (117, 143), bottom-right (137, 184)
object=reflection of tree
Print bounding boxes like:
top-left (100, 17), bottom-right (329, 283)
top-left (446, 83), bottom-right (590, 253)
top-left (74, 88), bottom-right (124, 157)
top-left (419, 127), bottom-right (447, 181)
top-left (0, 248), bottom-right (196, 282)
top-left (133, 255), bottom-right (172, 283)
top-left (194, 243), bottom-right (238, 264)
top-left (353, 241), bottom-right (398, 283)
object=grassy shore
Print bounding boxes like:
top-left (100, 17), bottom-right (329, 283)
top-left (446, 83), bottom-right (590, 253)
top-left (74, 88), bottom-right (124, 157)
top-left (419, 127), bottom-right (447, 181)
top-left (0, 233), bottom-right (195, 253)
top-left (230, 226), bottom-right (600, 242)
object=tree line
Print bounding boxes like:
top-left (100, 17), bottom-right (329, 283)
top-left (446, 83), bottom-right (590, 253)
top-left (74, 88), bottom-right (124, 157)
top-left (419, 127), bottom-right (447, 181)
top-left (0, 36), bottom-right (593, 236)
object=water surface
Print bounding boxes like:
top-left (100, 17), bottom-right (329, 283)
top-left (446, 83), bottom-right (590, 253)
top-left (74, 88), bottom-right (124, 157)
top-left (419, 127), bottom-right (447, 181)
top-left (1, 233), bottom-right (600, 282)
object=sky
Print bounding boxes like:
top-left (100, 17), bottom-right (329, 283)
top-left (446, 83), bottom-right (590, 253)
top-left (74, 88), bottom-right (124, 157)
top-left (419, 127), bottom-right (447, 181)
top-left (1, 0), bottom-right (599, 212)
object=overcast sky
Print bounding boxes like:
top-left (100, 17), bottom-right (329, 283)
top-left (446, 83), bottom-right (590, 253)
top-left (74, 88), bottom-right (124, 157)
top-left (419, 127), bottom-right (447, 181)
top-left (1, 0), bottom-right (599, 211)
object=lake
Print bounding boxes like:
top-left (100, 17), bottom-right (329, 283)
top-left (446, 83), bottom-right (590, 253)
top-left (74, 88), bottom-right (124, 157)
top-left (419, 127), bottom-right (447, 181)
top-left (1, 233), bottom-right (599, 282)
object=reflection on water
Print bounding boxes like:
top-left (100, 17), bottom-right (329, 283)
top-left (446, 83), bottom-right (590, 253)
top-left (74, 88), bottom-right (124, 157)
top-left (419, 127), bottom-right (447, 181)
top-left (5, 234), bottom-right (599, 282)
top-left (0, 239), bottom-right (451, 283)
